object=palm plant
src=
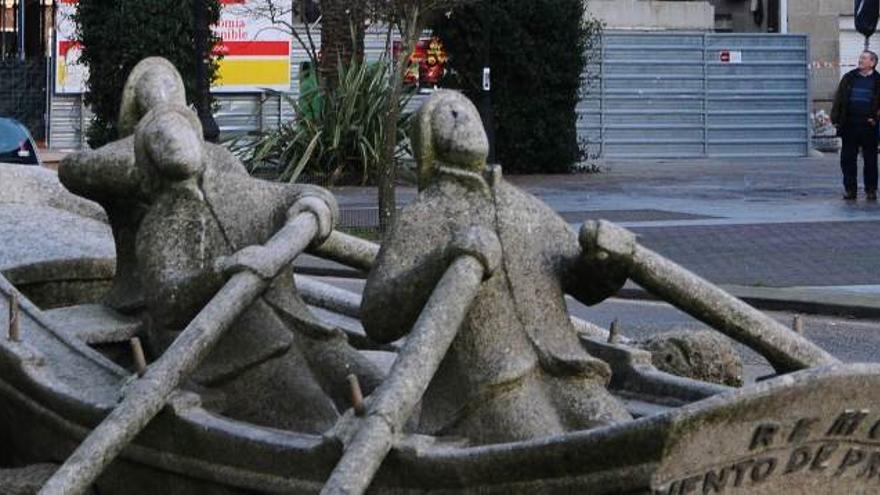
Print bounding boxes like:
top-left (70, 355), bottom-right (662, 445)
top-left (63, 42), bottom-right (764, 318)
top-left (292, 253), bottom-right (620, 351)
top-left (237, 58), bottom-right (413, 186)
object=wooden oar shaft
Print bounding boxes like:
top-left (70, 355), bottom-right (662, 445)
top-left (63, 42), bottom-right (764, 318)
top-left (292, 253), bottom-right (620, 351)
top-left (321, 255), bottom-right (486, 495)
top-left (40, 213), bottom-right (319, 495)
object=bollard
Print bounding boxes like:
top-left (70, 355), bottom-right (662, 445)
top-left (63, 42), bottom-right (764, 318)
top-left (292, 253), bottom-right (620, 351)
top-left (792, 315), bottom-right (804, 335)
top-left (608, 319), bottom-right (621, 344)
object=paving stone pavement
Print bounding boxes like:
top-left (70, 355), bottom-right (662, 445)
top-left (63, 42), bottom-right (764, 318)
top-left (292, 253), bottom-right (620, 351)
top-left (326, 154), bottom-right (880, 289)
top-left (631, 220), bottom-right (880, 287)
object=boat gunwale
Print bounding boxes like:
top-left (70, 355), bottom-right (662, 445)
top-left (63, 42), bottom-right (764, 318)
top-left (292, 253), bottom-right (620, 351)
top-left (4, 328), bottom-right (880, 493)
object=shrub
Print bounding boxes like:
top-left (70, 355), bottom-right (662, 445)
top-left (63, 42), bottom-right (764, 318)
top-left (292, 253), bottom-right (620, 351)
top-left (74, 0), bottom-right (221, 147)
top-left (432, 0), bottom-right (600, 173)
top-left (236, 58), bottom-right (413, 186)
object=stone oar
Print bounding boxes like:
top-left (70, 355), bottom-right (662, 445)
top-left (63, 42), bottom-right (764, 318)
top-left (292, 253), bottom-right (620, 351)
top-left (39, 212), bottom-right (320, 495)
top-left (313, 231), bottom-right (380, 273)
top-left (581, 220), bottom-right (839, 374)
top-left (321, 254), bottom-right (487, 495)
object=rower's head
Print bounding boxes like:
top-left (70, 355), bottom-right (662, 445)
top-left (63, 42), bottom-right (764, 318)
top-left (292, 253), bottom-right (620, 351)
top-left (134, 105), bottom-right (205, 199)
top-left (119, 57), bottom-right (188, 137)
top-left (413, 90), bottom-right (489, 191)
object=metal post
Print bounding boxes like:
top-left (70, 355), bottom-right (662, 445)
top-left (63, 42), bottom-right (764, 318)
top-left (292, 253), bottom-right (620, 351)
top-left (599, 30), bottom-right (606, 157)
top-left (478, 2), bottom-right (495, 164)
top-left (607, 319), bottom-right (621, 344)
top-left (703, 33), bottom-right (709, 157)
top-left (805, 34), bottom-right (812, 157)
top-left (17, 0), bottom-right (25, 61)
top-left (8, 292), bottom-right (20, 342)
top-left (194, 0), bottom-right (220, 142)
top-left (1, 1), bottom-right (6, 58)
top-left (38, 0), bottom-right (45, 57)
top-left (44, 50), bottom-right (51, 145)
top-left (78, 94), bottom-right (85, 149)
top-left (130, 337), bottom-right (147, 377)
top-left (779, 0), bottom-right (788, 33)
top-left (347, 374), bottom-right (366, 416)
top-left (791, 315), bottom-right (804, 335)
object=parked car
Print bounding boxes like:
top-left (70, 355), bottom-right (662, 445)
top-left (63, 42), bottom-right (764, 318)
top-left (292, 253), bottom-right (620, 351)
top-left (0, 117), bottom-right (40, 165)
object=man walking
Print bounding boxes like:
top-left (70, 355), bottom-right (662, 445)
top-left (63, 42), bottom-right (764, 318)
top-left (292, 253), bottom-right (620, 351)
top-left (832, 50), bottom-right (880, 201)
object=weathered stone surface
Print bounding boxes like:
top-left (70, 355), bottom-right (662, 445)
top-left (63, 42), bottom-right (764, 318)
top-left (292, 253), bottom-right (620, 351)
top-left (0, 204), bottom-right (114, 308)
top-left (4, 61), bottom-right (880, 495)
top-left (58, 58), bottom-right (246, 313)
top-left (118, 57), bottom-right (188, 137)
top-left (0, 166), bottom-right (114, 307)
top-left (44, 304), bottom-right (142, 345)
top-left (650, 364), bottom-right (880, 495)
top-left (0, 166), bottom-right (105, 222)
top-left (122, 96), bottom-right (374, 433)
top-left (0, 465), bottom-right (68, 495)
top-left (637, 330), bottom-right (744, 387)
top-left (362, 91), bottom-right (631, 445)
top-left (325, 254), bottom-right (489, 494)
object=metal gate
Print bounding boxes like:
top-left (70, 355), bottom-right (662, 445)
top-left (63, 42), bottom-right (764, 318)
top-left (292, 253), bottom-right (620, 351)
top-left (1, 0), bottom-right (54, 142)
top-left (0, 58), bottom-right (48, 141)
top-left (48, 26), bottom-right (428, 150)
top-left (580, 32), bottom-right (811, 158)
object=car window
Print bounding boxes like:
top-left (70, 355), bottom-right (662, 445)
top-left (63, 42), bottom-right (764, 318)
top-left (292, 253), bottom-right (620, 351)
top-left (0, 119), bottom-right (38, 165)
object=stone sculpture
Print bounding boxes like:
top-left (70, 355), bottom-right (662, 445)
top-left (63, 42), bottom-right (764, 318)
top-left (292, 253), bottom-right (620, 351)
top-left (57, 58), bottom-right (383, 432)
top-left (58, 57), bottom-right (244, 313)
top-left (638, 330), bottom-right (744, 387)
top-left (4, 60), bottom-right (868, 495)
top-left (361, 91), bottom-right (632, 445)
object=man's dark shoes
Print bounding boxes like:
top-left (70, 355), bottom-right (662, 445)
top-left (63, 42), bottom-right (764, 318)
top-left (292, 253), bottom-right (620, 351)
top-left (868, 191), bottom-right (878, 201)
top-left (843, 190), bottom-right (857, 201)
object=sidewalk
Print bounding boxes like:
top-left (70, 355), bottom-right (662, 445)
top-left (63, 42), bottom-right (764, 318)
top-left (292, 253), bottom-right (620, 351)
top-left (300, 152), bottom-right (880, 317)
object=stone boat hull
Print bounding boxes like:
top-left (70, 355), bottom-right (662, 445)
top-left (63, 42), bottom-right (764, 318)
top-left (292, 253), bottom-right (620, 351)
top-left (3, 276), bottom-right (880, 494)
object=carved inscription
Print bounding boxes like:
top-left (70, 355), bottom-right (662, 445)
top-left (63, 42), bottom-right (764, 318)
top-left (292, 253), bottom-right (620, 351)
top-left (654, 410), bottom-right (880, 494)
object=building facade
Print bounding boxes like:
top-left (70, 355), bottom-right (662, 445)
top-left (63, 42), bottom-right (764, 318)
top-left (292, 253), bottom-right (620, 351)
top-left (588, 0), bottom-right (781, 33)
top-left (588, 0), bottom-right (869, 111)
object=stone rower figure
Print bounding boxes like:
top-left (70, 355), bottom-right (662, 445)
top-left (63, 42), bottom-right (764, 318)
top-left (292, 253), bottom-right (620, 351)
top-left (128, 104), bottom-right (384, 432)
top-left (59, 58), bottom-right (384, 433)
top-left (59, 57), bottom-right (247, 313)
top-left (361, 91), bottom-right (633, 445)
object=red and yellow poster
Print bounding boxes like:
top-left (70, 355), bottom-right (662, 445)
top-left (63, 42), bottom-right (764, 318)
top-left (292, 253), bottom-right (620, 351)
top-left (55, 0), bottom-right (292, 94)
top-left (213, 0), bottom-right (291, 92)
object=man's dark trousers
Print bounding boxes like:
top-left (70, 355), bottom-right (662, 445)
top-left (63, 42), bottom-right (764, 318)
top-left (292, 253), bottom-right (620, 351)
top-left (840, 123), bottom-right (879, 193)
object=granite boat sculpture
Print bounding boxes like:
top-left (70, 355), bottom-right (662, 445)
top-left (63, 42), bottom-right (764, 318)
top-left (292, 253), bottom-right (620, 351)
top-left (2, 57), bottom-right (878, 495)
top-left (2, 268), bottom-right (880, 494)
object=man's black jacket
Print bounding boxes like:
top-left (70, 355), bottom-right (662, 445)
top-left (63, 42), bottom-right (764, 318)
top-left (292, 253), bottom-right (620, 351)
top-left (831, 68), bottom-right (880, 127)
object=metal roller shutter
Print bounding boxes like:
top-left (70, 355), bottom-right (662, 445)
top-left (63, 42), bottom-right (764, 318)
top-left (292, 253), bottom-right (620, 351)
top-left (581, 31), bottom-right (811, 158)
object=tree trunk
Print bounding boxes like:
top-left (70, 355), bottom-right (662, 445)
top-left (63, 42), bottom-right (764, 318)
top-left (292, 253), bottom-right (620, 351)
top-left (320, 0), bottom-right (365, 89)
top-left (378, 7), bottom-right (421, 233)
